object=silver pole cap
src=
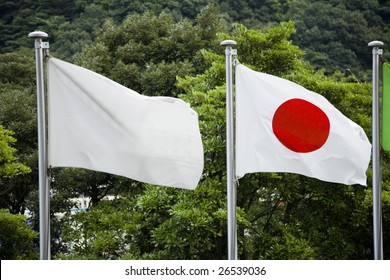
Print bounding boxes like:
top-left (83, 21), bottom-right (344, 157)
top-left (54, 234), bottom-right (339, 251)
top-left (368, 41), bottom-right (384, 47)
top-left (221, 40), bottom-right (237, 47)
top-left (28, 31), bottom-right (48, 39)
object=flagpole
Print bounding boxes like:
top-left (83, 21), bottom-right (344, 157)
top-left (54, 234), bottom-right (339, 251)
top-left (28, 31), bottom-right (50, 260)
top-left (221, 40), bottom-right (237, 260)
top-left (368, 40), bottom-right (384, 260)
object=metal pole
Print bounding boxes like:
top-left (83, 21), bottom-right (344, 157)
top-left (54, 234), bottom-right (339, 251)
top-left (368, 40), bottom-right (384, 260)
top-left (28, 31), bottom-right (50, 260)
top-left (221, 40), bottom-right (237, 260)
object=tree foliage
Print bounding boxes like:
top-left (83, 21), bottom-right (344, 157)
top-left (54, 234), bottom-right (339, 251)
top-left (0, 209), bottom-right (37, 259)
top-left (0, 52), bottom-right (37, 215)
top-left (0, 0), bottom-right (389, 74)
top-left (0, 126), bottom-right (30, 183)
top-left (73, 5), bottom-right (225, 96)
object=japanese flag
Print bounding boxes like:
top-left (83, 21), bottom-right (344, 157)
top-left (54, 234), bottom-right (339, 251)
top-left (235, 64), bottom-right (371, 185)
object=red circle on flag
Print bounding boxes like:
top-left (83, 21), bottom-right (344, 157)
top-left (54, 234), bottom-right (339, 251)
top-left (272, 98), bottom-right (330, 153)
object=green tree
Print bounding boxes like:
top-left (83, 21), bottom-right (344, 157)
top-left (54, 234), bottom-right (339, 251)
top-left (73, 4), bottom-right (225, 95)
top-left (0, 52), bottom-right (37, 215)
top-left (0, 124), bottom-right (34, 259)
top-left (0, 126), bottom-right (30, 182)
top-left (0, 209), bottom-right (38, 259)
top-left (283, 0), bottom-right (389, 77)
top-left (2, 0), bottom-right (389, 75)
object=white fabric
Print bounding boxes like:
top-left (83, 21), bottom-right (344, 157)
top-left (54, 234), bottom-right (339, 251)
top-left (235, 64), bottom-right (371, 185)
top-left (47, 57), bottom-right (203, 190)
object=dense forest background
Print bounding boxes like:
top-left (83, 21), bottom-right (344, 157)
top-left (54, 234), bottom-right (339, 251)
top-left (1, 0), bottom-right (390, 77)
top-left (1, 0), bottom-right (390, 260)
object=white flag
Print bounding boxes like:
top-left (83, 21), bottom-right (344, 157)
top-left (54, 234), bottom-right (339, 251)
top-left (47, 57), bottom-right (203, 190)
top-left (235, 63), bottom-right (371, 185)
